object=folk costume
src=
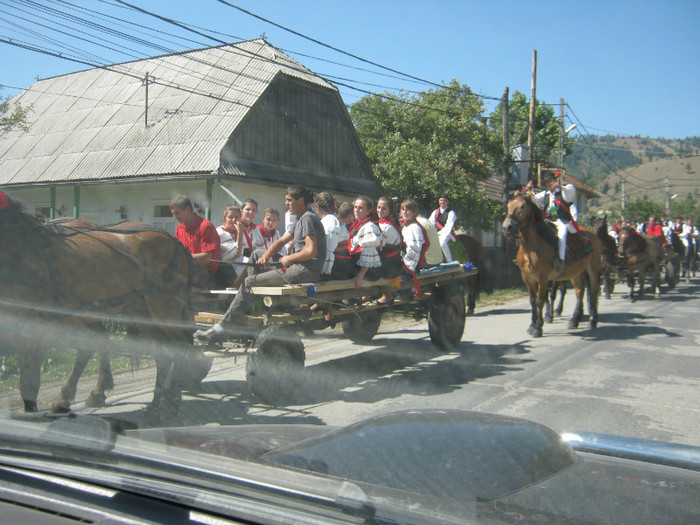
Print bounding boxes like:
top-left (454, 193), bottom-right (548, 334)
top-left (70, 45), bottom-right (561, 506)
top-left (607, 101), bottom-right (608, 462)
top-left (320, 213), bottom-right (349, 278)
top-left (216, 224), bottom-right (244, 287)
top-left (416, 216), bottom-right (445, 266)
top-left (377, 218), bottom-right (403, 279)
top-left (530, 173), bottom-right (578, 269)
top-left (176, 214), bottom-right (220, 287)
top-left (349, 217), bottom-right (382, 280)
top-left (256, 224), bottom-right (281, 251)
top-left (429, 205), bottom-right (457, 262)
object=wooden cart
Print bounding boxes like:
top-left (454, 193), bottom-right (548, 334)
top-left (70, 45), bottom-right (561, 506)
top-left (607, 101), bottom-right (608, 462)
top-left (192, 262), bottom-right (478, 402)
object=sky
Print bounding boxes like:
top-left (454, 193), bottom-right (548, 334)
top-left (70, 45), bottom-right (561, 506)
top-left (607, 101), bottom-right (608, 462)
top-left (1, 0), bottom-right (699, 140)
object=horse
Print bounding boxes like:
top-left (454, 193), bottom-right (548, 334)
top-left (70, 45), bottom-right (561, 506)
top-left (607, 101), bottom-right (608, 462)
top-left (502, 194), bottom-right (602, 337)
top-left (617, 227), bottom-right (664, 300)
top-left (592, 217), bottom-right (621, 299)
top-left (452, 233), bottom-right (483, 315)
top-left (664, 231), bottom-right (684, 288)
top-left (680, 235), bottom-right (697, 283)
top-left (0, 191), bottom-right (195, 419)
top-left (544, 280), bottom-right (568, 324)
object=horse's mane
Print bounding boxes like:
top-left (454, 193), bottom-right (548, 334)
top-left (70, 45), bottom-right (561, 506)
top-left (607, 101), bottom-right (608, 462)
top-left (0, 190), bottom-right (51, 240)
top-left (521, 195), bottom-right (559, 250)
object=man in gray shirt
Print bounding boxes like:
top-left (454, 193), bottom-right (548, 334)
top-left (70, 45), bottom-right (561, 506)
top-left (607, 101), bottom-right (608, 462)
top-left (195, 184), bottom-right (325, 343)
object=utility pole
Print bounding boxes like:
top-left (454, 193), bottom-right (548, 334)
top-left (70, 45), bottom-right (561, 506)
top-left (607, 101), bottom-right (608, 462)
top-left (665, 176), bottom-right (671, 215)
top-left (558, 98), bottom-right (565, 167)
top-left (527, 50), bottom-right (537, 181)
top-left (502, 87), bottom-right (510, 183)
top-left (621, 179), bottom-right (626, 211)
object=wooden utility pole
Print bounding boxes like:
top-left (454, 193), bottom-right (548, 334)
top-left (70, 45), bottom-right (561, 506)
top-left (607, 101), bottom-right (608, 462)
top-left (502, 86), bottom-right (509, 181)
top-left (527, 50), bottom-right (537, 180)
top-left (558, 98), bottom-right (565, 167)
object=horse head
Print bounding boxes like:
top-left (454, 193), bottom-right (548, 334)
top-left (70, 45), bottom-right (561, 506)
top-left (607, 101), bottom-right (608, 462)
top-left (502, 195), bottom-right (535, 239)
top-left (618, 226), bottom-right (645, 257)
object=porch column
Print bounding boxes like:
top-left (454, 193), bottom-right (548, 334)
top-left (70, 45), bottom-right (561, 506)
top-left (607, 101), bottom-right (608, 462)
top-left (73, 185), bottom-right (80, 218)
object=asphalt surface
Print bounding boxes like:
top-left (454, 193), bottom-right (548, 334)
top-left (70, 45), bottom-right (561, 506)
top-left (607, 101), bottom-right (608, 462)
top-left (4, 276), bottom-right (700, 446)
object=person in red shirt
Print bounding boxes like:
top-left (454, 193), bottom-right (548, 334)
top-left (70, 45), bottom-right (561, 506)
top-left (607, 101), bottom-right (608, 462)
top-left (170, 195), bottom-right (221, 288)
top-left (645, 215), bottom-right (666, 246)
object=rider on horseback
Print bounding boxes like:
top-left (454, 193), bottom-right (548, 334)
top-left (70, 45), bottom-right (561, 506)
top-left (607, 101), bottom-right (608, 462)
top-left (526, 171), bottom-right (578, 273)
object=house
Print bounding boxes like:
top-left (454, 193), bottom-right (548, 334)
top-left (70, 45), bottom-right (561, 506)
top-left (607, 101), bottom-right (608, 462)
top-left (0, 39), bottom-right (374, 232)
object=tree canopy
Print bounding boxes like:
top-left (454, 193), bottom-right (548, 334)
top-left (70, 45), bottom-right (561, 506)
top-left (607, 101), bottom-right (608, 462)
top-left (350, 79), bottom-right (502, 231)
top-left (0, 90), bottom-right (31, 134)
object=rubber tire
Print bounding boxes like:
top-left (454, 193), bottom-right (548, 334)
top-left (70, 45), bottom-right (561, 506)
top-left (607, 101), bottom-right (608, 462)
top-left (341, 310), bottom-right (382, 343)
top-left (246, 326), bottom-right (304, 404)
top-left (428, 284), bottom-right (466, 350)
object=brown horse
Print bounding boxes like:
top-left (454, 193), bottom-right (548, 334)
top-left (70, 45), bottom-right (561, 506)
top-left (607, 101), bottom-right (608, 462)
top-left (502, 194), bottom-right (602, 337)
top-left (593, 217), bottom-right (621, 299)
top-left (0, 191), bottom-right (195, 418)
top-left (453, 233), bottom-right (482, 315)
top-left (617, 227), bottom-right (664, 300)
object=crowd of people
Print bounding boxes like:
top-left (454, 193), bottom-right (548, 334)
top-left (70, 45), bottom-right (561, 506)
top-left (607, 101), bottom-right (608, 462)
top-left (607, 213), bottom-right (699, 254)
top-left (167, 185), bottom-right (463, 343)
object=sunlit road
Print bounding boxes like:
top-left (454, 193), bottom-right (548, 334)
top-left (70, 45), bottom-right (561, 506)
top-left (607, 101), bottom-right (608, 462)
top-left (13, 276), bottom-right (700, 446)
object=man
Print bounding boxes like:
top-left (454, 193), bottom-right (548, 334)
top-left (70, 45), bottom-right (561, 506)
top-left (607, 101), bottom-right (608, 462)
top-left (194, 184), bottom-right (325, 343)
top-left (526, 171), bottom-right (578, 273)
top-left (170, 195), bottom-right (220, 287)
top-left (645, 215), bottom-right (666, 246)
top-left (428, 194), bottom-right (457, 262)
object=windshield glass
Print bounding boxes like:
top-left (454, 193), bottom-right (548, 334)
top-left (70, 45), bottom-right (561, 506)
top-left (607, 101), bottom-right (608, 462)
top-left (2, 2), bottom-right (699, 523)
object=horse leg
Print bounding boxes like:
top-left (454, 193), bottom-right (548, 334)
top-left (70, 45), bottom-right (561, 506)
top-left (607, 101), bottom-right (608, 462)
top-left (555, 282), bottom-right (566, 316)
top-left (466, 276), bottom-right (477, 315)
top-left (50, 347), bottom-right (94, 413)
top-left (587, 269), bottom-right (600, 330)
top-left (568, 278), bottom-right (584, 329)
top-left (85, 349), bottom-right (114, 407)
top-left (545, 283), bottom-right (555, 324)
top-left (18, 347), bottom-right (43, 412)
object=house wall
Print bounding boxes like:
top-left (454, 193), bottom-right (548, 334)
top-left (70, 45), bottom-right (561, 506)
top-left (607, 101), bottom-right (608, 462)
top-left (5, 178), bottom-right (354, 234)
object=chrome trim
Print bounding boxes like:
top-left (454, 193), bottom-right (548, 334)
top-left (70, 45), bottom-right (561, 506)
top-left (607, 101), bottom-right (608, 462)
top-left (561, 431), bottom-right (700, 471)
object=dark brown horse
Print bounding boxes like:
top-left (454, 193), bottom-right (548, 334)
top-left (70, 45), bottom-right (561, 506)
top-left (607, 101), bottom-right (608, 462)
top-left (593, 217), bottom-right (621, 299)
top-left (0, 191), bottom-right (195, 418)
top-left (502, 194), bottom-right (602, 337)
top-left (617, 227), bottom-right (664, 300)
top-left (453, 233), bottom-right (483, 315)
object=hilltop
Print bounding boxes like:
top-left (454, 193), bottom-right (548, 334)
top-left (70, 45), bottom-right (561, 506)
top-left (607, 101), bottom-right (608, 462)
top-left (564, 135), bottom-right (700, 210)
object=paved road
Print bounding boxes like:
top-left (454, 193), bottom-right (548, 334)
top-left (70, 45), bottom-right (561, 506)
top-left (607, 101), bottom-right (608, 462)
top-left (8, 277), bottom-right (700, 446)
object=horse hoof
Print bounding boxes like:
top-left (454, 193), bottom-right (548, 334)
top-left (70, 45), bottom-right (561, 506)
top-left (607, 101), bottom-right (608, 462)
top-left (85, 392), bottom-right (107, 407)
top-left (567, 321), bottom-right (579, 329)
top-left (527, 327), bottom-right (542, 337)
top-left (23, 400), bottom-right (38, 413)
top-left (49, 404), bottom-right (71, 414)
top-left (545, 315), bottom-right (553, 324)
top-left (466, 307), bottom-right (475, 316)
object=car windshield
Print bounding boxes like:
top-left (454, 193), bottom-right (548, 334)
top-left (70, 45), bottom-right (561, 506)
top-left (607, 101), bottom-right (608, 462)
top-left (2, 2), bottom-right (700, 524)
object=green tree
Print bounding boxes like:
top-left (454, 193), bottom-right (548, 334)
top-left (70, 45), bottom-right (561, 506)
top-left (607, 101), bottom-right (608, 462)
top-left (350, 79), bottom-right (501, 230)
top-left (0, 89), bottom-right (31, 134)
top-left (488, 90), bottom-right (565, 177)
top-left (622, 195), bottom-right (664, 222)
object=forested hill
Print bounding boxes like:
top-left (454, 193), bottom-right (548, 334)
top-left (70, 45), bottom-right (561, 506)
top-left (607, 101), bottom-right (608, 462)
top-left (564, 135), bottom-right (700, 208)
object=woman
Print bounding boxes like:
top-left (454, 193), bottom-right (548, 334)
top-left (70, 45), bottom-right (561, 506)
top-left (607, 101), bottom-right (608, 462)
top-left (215, 204), bottom-right (244, 288)
top-left (315, 192), bottom-right (348, 280)
top-left (349, 195), bottom-right (382, 288)
top-left (375, 196), bottom-right (402, 304)
top-left (232, 198), bottom-right (263, 289)
top-left (330, 201), bottom-right (355, 281)
top-left (400, 199), bottom-right (426, 274)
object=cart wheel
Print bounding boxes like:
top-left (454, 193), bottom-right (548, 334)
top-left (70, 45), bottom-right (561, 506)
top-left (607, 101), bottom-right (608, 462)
top-left (246, 325), bottom-right (304, 404)
top-left (341, 310), bottom-right (382, 343)
top-left (428, 284), bottom-right (466, 350)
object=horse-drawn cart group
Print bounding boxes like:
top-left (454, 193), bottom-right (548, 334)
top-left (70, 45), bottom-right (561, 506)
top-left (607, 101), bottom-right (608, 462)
top-left (0, 190), bottom-right (477, 420)
top-left (2, 187), bottom-right (697, 421)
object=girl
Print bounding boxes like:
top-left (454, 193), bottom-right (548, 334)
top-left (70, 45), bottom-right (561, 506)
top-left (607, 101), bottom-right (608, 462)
top-left (215, 205), bottom-right (244, 287)
top-left (256, 207), bottom-right (281, 251)
top-left (232, 198), bottom-right (263, 289)
top-left (315, 192), bottom-right (349, 280)
top-left (349, 195), bottom-right (382, 288)
top-left (330, 201), bottom-right (356, 280)
top-left (400, 199), bottom-right (426, 274)
top-left (375, 196), bottom-right (402, 304)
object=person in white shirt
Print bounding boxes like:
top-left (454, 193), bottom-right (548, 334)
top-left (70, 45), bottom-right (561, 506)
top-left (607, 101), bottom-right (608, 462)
top-left (315, 192), bottom-right (348, 280)
top-left (526, 171), bottom-right (578, 273)
top-left (215, 204), bottom-right (244, 287)
top-left (429, 193), bottom-right (457, 262)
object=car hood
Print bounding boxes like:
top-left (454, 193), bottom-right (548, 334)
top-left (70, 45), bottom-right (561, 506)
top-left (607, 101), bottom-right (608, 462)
top-left (129, 409), bottom-right (700, 523)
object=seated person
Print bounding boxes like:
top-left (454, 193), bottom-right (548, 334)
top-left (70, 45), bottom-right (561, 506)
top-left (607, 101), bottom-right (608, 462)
top-left (315, 192), bottom-right (349, 280)
top-left (330, 201), bottom-right (356, 280)
top-left (645, 215), bottom-right (666, 246)
top-left (256, 207), bottom-right (282, 251)
top-left (375, 196), bottom-right (402, 304)
top-left (215, 205), bottom-right (244, 288)
top-left (349, 195), bottom-right (383, 288)
top-left (194, 185), bottom-right (326, 343)
top-left (170, 195), bottom-right (220, 288)
top-left (400, 199), bottom-right (427, 274)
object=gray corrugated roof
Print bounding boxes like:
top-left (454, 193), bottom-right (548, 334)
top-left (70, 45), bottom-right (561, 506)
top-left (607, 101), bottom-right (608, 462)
top-left (1, 39), bottom-right (335, 186)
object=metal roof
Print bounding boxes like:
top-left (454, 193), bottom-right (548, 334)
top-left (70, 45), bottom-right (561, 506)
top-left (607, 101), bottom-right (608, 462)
top-left (0, 39), bottom-right (336, 187)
